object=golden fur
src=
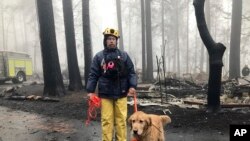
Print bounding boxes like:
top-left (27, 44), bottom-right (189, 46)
top-left (128, 111), bottom-right (171, 141)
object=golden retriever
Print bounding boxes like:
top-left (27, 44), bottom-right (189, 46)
top-left (128, 111), bottom-right (171, 141)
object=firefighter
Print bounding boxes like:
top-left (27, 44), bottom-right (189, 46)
top-left (86, 28), bottom-right (137, 141)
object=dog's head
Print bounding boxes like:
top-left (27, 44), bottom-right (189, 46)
top-left (128, 111), bottom-right (151, 136)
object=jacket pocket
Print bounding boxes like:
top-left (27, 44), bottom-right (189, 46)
top-left (98, 78), bottom-right (112, 94)
top-left (120, 79), bottom-right (129, 94)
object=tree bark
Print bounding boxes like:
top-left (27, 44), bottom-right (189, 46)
top-left (229, 0), bottom-right (242, 79)
top-left (145, 0), bottom-right (154, 81)
top-left (175, 0), bottom-right (180, 77)
top-left (193, 0), bottom-right (226, 112)
top-left (82, 0), bottom-right (93, 87)
top-left (36, 0), bottom-right (65, 96)
top-left (141, 0), bottom-right (146, 81)
top-left (62, 0), bottom-right (83, 91)
top-left (116, 0), bottom-right (124, 51)
top-left (161, 0), bottom-right (166, 72)
top-left (186, 0), bottom-right (190, 73)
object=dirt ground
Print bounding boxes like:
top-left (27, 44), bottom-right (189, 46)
top-left (1, 83), bottom-right (250, 141)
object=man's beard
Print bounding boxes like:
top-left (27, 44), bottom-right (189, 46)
top-left (107, 44), bottom-right (117, 50)
top-left (107, 44), bottom-right (116, 48)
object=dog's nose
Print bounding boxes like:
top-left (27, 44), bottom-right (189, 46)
top-left (133, 130), bottom-right (138, 135)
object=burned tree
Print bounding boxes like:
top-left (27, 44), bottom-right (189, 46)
top-left (116, 0), bottom-right (124, 51)
top-left (36, 0), bottom-right (65, 96)
top-left (82, 0), bottom-right (93, 87)
top-left (62, 0), bottom-right (83, 91)
top-left (193, 0), bottom-right (226, 112)
top-left (145, 0), bottom-right (154, 81)
top-left (141, 0), bottom-right (146, 81)
top-left (229, 0), bottom-right (242, 79)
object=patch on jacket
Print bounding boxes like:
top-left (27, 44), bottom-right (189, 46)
top-left (101, 55), bottom-right (127, 79)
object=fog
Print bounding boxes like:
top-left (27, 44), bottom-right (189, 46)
top-left (0, 0), bottom-right (250, 78)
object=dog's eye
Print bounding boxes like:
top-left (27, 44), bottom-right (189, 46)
top-left (132, 120), bottom-right (135, 123)
top-left (139, 120), bottom-right (143, 123)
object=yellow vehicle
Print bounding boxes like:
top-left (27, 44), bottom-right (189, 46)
top-left (0, 51), bottom-right (33, 84)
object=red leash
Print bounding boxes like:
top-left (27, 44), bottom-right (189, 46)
top-left (85, 94), bottom-right (101, 126)
top-left (131, 93), bottom-right (138, 141)
top-left (133, 92), bottom-right (138, 112)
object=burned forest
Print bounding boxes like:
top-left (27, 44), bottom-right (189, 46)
top-left (0, 0), bottom-right (250, 141)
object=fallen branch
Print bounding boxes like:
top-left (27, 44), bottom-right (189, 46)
top-left (183, 100), bottom-right (204, 105)
top-left (6, 95), bottom-right (60, 102)
top-left (183, 100), bottom-right (250, 108)
top-left (220, 104), bottom-right (250, 108)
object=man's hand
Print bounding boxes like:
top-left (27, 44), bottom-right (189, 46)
top-left (127, 88), bottom-right (136, 96)
top-left (87, 93), bottom-right (96, 100)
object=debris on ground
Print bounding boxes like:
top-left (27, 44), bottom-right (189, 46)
top-left (130, 74), bottom-right (250, 112)
top-left (0, 83), bottom-right (59, 102)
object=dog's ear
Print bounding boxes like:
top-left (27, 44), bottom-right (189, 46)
top-left (145, 115), bottom-right (152, 126)
top-left (160, 115), bottom-right (171, 125)
top-left (128, 115), bottom-right (133, 129)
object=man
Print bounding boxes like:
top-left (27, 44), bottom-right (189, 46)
top-left (86, 28), bottom-right (137, 141)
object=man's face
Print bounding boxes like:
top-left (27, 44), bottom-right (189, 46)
top-left (106, 36), bottom-right (117, 48)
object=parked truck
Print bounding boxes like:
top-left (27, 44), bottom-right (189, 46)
top-left (0, 51), bottom-right (33, 84)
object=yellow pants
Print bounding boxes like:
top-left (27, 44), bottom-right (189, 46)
top-left (101, 97), bottom-right (127, 141)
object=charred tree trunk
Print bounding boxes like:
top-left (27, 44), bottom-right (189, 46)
top-left (82, 0), bottom-right (93, 87)
top-left (161, 0), bottom-right (166, 72)
top-left (141, 0), bottom-right (146, 81)
top-left (36, 0), bottom-right (65, 96)
top-left (116, 0), bottom-right (124, 51)
top-left (62, 0), bottom-right (83, 91)
top-left (175, 0), bottom-right (180, 77)
top-left (229, 0), bottom-right (242, 79)
top-left (145, 0), bottom-right (154, 81)
top-left (128, 1), bottom-right (132, 55)
top-left (186, 0), bottom-right (190, 73)
top-left (193, 0), bottom-right (226, 112)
